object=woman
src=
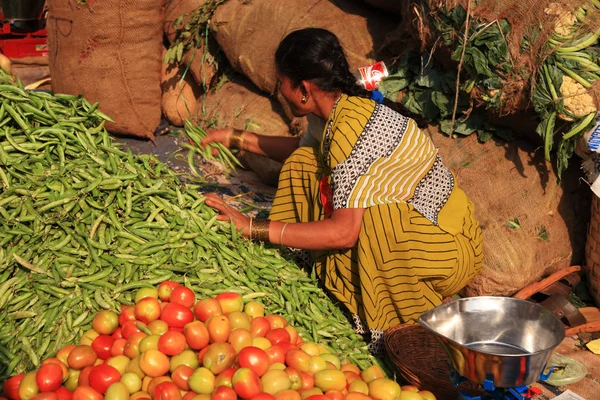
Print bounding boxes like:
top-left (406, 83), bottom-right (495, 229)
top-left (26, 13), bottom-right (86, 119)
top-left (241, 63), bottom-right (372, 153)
top-left (202, 28), bottom-right (483, 352)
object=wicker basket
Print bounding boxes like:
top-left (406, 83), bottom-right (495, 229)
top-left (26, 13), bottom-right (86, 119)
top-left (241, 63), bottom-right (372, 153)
top-left (586, 193), bottom-right (600, 307)
top-left (384, 324), bottom-right (486, 399)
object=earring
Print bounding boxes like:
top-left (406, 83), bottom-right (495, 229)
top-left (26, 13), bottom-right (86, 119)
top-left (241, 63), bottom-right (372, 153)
top-left (301, 94), bottom-right (308, 104)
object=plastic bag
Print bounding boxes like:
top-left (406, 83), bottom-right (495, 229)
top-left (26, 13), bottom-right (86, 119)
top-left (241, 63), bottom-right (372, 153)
top-left (545, 352), bottom-right (588, 387)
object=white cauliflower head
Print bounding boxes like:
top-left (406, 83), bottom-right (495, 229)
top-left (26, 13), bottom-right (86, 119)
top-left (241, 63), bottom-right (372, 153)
top-left (560, 75), bottom-right (596, 119)
top-left (545, 3), bottom-right (577, 36)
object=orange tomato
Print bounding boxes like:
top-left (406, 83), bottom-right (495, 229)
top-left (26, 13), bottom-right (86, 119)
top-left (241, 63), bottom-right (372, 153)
top-left (72, 386), bottom-right (103, 400)
top-left (92, 310), bottom-right (119, 335)
top-left (264, 314), bottom-right (287, 330)
top-left (215, 293), bottom-right (244, 316)
top-left (158, 330), bottom-right (187, 356)
top-left (139, 349), bottom-right (170, 377)
top-left (135, 297), bottom-right (162, 324)
top-left (184, 321), bottom-right (210, 351)
top-left (41, 358), bottom-right (69, 382)
top-left (202, 343), bottom-right (237, 375)
top-left (285, 349), bottom-right (311, 373)
top-left (228, 328), bottom-right (253, 353)
top-left (67, 345), bottom-right (97, 370)
top-left (171, 365), bottom-right (194, 391)
top-left (194, 298), bottom-right (223, 322)
top-left (249, 317), bottom-right (271, 338)
top-left (206, 315), bottom-right (231, 343)
top-left (273, 389), bottom-right (301, 400)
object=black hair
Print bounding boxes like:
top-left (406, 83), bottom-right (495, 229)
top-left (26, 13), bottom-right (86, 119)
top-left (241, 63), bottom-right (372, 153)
top-left (275, 28), bottom-right (428, 128)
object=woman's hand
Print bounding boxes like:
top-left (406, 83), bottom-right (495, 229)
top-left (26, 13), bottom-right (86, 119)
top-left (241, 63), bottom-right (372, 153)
top-left (200, 127), bottom-right (234, 156)
top-left (204, 193), bottom-right (251, 237)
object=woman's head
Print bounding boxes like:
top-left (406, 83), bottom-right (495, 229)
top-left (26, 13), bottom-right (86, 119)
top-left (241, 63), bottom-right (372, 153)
top-left (275, 28), bottom-right (357, 94)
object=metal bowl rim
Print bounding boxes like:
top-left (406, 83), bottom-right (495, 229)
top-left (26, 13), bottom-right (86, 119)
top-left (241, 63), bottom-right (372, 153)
top-left (417, 296), bottom-right (566, 357)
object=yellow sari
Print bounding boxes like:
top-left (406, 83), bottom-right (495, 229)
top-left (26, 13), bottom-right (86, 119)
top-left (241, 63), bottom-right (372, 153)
top-left (269, 95), bottom-right (483, 351)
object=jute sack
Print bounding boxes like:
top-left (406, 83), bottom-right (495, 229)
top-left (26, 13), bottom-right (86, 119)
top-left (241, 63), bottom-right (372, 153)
top-left (47, 0), bottom-right (162, 139)
top-left (161, 48), bottom-right (201, 127)
top-left (210, 0), bottom-right (396, 95)
top-left (194, 77), bottom-right (295, 186)
top-left (429, 129), bottom-right (590, 296)
top-left (164, 0), bottom-right (218, 89)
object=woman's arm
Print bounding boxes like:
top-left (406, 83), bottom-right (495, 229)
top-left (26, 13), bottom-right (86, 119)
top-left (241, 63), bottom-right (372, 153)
top-left (200, 128), bottom-right (301, 163)
top-left (204, 194), bottom-right (365, 250)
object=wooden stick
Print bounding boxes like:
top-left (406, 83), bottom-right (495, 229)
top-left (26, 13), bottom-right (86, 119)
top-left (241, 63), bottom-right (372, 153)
top-left (512, 266), bottom-right (581, 300)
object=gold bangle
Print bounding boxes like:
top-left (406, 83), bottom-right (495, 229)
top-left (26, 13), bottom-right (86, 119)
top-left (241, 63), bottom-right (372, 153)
top-left (251, 218), bottom-right (270, 242)
top-left (248, 217), bottom-right (254, 240)
top-left (279, 222), bottom-right (289, 246)
top-left (229, 129), bottom-right (245, 150)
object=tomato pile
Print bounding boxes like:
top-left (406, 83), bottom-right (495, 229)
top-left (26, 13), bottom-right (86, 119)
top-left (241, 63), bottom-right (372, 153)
top-left (0, 282), bottom-right (436, 400)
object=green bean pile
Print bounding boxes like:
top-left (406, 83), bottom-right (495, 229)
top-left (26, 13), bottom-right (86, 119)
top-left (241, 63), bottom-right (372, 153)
top-left (0, 71), bottom-right (381, 380)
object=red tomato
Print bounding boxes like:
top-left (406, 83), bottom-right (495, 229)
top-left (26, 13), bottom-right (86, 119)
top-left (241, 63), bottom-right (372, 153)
top-left (91, 335), bottom-right (115, 360)
top-left (88, 364), bottom-right (121, 394)
top-left (121, 320), bottom-right (146, 339)
top-left (55, 387), bottom-right (72, 400)
top-left (154, 381), bottom-right (182, 400)
top-left (158, 330), bottom-right (186, 356)
top-left (184, 321), bottom-right (210, 350)
top-left (250, 394), bottom-right (276, 400)
top-left (111, 327), bottom-right (123, 340)
top-left (265, 345), bottom-right (286, 364)
top-left (211, 386), bottom-right (237, 400)
top-left (215, 368), bottom-right (236, 388)
top-left (3, 374), bottom-right (23, 399)
top-left (110, 338), bottom-right (127, 357)
top-left (305, 396), bottom-right (329, 400)
top-left (232, 368), bottom-right (261, 400)
top-left (194, 298), bottom-right (223, 322)
top-left (92, 310), bottom-right (119, 335)
top-left (67, 345), bottom-right (97, 370)
top-left (250, 317), bottom-right (271, 338)
top-left (71, 386), bottom-right (102, 400)
top-left (77, 366), bottom-right (93, 387)
top-left (202, 343), bottom-right (237, 375)
top-left (119, 305), bottom-right (136, 327)
top-left (300, 372), bottom-right (314, 390)
top-left (41, 359), bottom-right (68, 382)
top-left (170, 286), bottom-right (196, 308)
top-left (35, 363), bottom-right (63, 392)
top-left (158, 280), bottom-right (181, 302)
top-left (171, 365), bottom-right (194, 391)
top-left (30, 393), bottom-right (58, 400)
top-left (265, 328), bottom-right (291, 346)
top-left (161, 303), bottom-right (194, 329)
top-left (135, 297), bottom-right (162, 324)
top-left (238, 347), bottom-right (270, 377)
top-left (324, 390), bottom-right (344, 400)
top-left (215, 292), bottom-right (243, 316)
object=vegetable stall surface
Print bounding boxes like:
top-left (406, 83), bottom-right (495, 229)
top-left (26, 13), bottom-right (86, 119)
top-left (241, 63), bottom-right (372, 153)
top-left (0, 69), bottom-right (381, 380)
top-left (3, 287), bottom-right (431, 399)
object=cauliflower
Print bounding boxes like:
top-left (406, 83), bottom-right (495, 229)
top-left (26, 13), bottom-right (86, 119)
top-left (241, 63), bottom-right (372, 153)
top-left (545, 3), bottom-right (577, 36)
top-left (560, 75), bottom-right (596, 120)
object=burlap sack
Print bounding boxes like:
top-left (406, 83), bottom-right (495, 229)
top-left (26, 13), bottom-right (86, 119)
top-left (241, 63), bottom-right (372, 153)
top-left (47, 0), bottom-right (162, 139)
top-left (429, 129), bottom-right (590, 297)
top-left (161, 48), bottom-right (201, 127)
top-left (195, 77), bottom-right (295, 186)
top-left (210, 0), bottom-right (396, 95)
top-left (164, 0), bottom-right (218, 89)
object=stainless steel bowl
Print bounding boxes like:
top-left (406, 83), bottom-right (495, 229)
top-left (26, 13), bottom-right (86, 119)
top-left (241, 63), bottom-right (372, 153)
top-left (418, 297), bottom-right (565, 388)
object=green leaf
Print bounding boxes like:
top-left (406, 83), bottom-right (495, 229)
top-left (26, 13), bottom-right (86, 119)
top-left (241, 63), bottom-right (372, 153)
top-left (470, 47), bottom-right (493, 77)
top-left (176, 42), bottom-right (184, 62)
top-left (431, 91), bottom-right (451, 117)
top-left (380, 77), bottom-right (410, 98)
top-left (440, 113), bottom-right (485, 136)
top-left (449, 6), bottom-right (467, 30)
top-left (476, 130), bottom-right (494, 143)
